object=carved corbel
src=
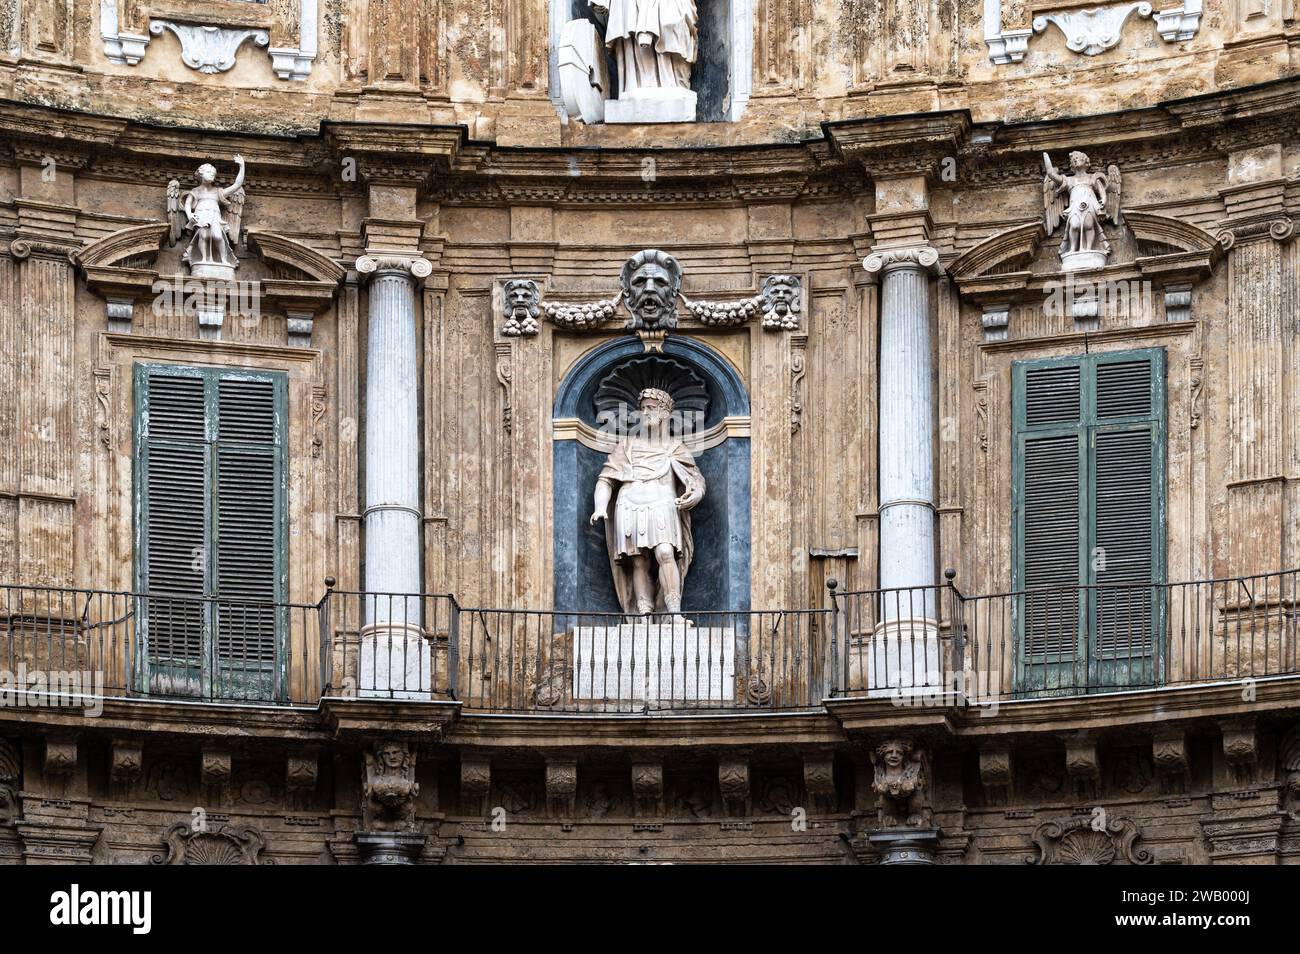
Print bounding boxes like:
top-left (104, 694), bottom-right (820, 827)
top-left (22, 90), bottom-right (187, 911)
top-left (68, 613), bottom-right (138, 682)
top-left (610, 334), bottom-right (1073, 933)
top-left (1222, 721), bottom-right (1258, 787)
top-left (632, 761), bottom-right (664, 818)
top-left (361, 740), bottom-right (419, 833)
top-left (1151, 730), bottom-right (1190, 795)
top-left (545, 759), bottom-right (577, 819)
top-left (44, 739), bottom-right (77, 780)
top-left (0, 738), bottom-right (19, 824)
top-left (718, 757), bottom-right (751, 818)
top-left (200, 747), bottom-right (233, 806)
top-left (979, 745), bottom-right (1012, 807)
top-left (110, 740), bottom-right (144, 797)
top-left (461, 758), bottom-right (491, 818)
top-left (286, 749), bottom-right (319, 807)
top-left (1064, 738), bottom-right (1099, 802)
top-left (803, 755), bottom-right (836, 814)
top-left (1280, 725), bottom-right (1300, 816)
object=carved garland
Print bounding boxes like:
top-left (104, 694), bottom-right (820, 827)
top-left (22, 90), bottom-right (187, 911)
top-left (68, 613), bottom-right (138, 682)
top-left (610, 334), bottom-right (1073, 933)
top-left (499, 260), bottom-right (802, 338)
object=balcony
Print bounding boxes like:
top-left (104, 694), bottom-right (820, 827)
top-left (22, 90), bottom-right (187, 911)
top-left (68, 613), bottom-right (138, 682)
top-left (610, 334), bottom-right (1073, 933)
top-left (0, 569), bottom-right (1297, 719)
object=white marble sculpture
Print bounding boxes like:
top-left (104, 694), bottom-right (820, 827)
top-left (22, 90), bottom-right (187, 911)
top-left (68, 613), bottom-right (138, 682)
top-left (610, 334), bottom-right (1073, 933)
top-left (559, 0), bottom-right (698, 124)
top-left (167, 155), bottom-right (246, 280)
top-left (590, 387), bottom-right (705, 617)
top-left (1042, 150), bottom-right (1121, 271)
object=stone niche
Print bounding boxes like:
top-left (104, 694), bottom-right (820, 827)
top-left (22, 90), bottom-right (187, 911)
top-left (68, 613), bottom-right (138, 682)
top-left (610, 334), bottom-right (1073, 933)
top-left (552, 336), bottom-right (750, 613)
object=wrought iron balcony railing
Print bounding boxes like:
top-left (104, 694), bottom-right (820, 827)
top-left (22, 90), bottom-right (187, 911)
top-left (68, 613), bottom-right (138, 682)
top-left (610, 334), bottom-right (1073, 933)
top-left (1, 569), bottom-right (1297, 713)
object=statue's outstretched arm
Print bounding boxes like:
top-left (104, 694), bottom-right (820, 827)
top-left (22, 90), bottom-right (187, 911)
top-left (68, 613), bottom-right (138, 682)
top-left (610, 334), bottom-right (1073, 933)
top-left (220, 154), bottom-right (246, 198)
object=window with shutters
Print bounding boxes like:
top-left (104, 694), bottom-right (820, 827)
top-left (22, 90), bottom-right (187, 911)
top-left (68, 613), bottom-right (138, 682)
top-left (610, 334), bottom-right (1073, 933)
top-left (133, 363), bottom-right (288, 702)
top-left (1011, 349), bottom-right (1166, 694)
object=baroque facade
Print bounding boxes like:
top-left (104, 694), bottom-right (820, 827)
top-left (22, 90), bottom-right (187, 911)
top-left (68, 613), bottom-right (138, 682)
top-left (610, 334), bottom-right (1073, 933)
top-left (0, 0), bottom-right (1298, 865)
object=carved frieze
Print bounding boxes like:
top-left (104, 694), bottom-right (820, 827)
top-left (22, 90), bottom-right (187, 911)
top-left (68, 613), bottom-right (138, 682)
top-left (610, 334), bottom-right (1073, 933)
top-left (498, 255), bottom-right (802, 338)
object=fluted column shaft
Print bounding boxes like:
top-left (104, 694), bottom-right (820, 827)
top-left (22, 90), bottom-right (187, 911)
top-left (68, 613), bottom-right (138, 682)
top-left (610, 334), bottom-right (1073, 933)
top-left (866, 247), bottom-right (939, 619)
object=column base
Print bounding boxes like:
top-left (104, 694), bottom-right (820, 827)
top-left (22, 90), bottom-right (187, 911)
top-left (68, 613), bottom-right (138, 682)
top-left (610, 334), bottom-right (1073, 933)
top-left (354, 831), bottom-right (427, 865)
top-left (868, 826), bottom-right (940, 865)
top-left (358, 623), bottom-right (432, 700)
top-left (848, 618), bottom-right (943, 697)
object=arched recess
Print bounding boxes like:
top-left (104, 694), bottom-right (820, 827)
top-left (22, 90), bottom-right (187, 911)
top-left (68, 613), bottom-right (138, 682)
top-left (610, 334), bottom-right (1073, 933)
top-left (552, 335), bottom-right (751, 613)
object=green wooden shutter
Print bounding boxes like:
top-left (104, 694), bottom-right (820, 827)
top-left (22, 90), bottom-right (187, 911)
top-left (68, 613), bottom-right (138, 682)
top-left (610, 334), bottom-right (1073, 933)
top-left (135, 365), bottom-right (287, 700)
top-left (137, 369), bottom-right (209, 695)
top-left (1090, 351), bottom-right (1165, 687)
top-left (1013, 349), bottom-right (1166, 693)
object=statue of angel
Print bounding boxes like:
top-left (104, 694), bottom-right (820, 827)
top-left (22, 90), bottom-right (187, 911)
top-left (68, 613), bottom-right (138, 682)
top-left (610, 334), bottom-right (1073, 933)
top-left (167, 154), bottom-right (246, 278)
top-left (1042, 151), bottom-right (1121, 261)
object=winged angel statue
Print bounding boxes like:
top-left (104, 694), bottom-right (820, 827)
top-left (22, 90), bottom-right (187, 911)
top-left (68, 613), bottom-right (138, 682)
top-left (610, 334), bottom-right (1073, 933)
top-left (1042, 151), bottom-right (1121, 269)
top-left (166, 154), bottom-right (246, 279)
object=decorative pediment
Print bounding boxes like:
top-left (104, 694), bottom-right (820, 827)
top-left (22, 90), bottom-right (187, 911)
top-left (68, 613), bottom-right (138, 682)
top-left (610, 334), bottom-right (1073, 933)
top-left (72, 223), bottom-right (168, 324)
top-left (245, 230), bottom-right (347, 284)
top-left (72, 222), bottom-right (168, 269)
top-left (950, 222), bottom-right (1046, 280)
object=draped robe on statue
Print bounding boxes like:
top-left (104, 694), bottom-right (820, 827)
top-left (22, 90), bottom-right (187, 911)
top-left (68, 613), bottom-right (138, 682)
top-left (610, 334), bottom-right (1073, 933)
top-left (600, 0), bottom-right (698, 96)
top-left (598, 437), bottom-right (705, 614)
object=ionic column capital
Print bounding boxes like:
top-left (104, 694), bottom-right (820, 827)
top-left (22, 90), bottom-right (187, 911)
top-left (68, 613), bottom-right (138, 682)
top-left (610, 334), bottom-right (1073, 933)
top-left (356, 253), bottom-right (433, 280)
top-left (863, 245), bottom-right (943, 277)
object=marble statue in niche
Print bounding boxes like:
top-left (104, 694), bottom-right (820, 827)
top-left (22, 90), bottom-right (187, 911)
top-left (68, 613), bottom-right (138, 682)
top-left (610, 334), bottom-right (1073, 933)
top-left (167, 154), bottom-right (247, 280)
top-left (1042, 150), bottom-right (1122, 272)
top-left (558, 0), bottom-right (699, 124)
top-left (590, 387), bottom-right (705, 617)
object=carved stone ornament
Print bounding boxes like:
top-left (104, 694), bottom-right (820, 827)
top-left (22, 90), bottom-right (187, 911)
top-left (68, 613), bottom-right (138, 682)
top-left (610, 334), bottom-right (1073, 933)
top-left (1152, 731), bottom-right (1189, 795)
top-left (1223, 722), bottom-right (1258, 786)
top-left (803, 756), bottom-right (836, 814)
top-left (44, 739), bottom-right (77, 778)
top-left (0, 738), bottom-right (18, 824)
top-left (362, 740), bottom-right (420, 833)
top-left (461, 758), bottom-right (492, 817)
top-left (862, 245), bottom-right (941, 276)
top-left (149, 21), bottom-right (270, 74)
top-left (683, 274), bottom-right (803, 331)
top-left (110, 740), bottom-right (144, 788)
top-left (632, 761), bottom-right (665, 816)
top-left (501, 278), bottom-right (542, 336)
top-left (356, 254), bottom-right (434, 279)
top-left (546, 760), bottom-right (578, 818)
top-left (718, 758), bottom-right (750, 817)
top-left (518, 253), bottom-right (799, 338)
top-left (1027, 816), bottom-right (1152, 865)
top-left (979, 746), bottom-right (1012, 806)
top-left (1033, 3), bottom-right (1153, 56)
top-left (153, 822), bottom-right (265, 865)
top-left (871, 739), bottom-right (932, 828)
top-left (1280, 725), bottom-right (1300, 816)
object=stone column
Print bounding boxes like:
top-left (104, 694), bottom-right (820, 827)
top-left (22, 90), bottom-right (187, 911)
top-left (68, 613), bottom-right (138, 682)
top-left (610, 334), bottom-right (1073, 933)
top-left (357, 253), bottom-right (432, 699)
top-left (861, 246), bottom-right (942, 695)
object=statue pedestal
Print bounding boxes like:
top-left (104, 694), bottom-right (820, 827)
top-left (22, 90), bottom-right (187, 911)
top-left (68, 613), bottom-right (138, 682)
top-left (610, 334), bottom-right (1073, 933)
top-left (868, 826), bottom-right (939, 865)
top-left (358, 622), bottom-right (432, 700)
top-left (572, 622), bottom-right (734, 703)
top-left (354, 831), bottom-right (426, 865)
top-left (1060, 249), bottom-right (1108, 272)
top-left (849, 618), bottom-right (943, 698)
top-left (605, 88), bottom-right (697, 124)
